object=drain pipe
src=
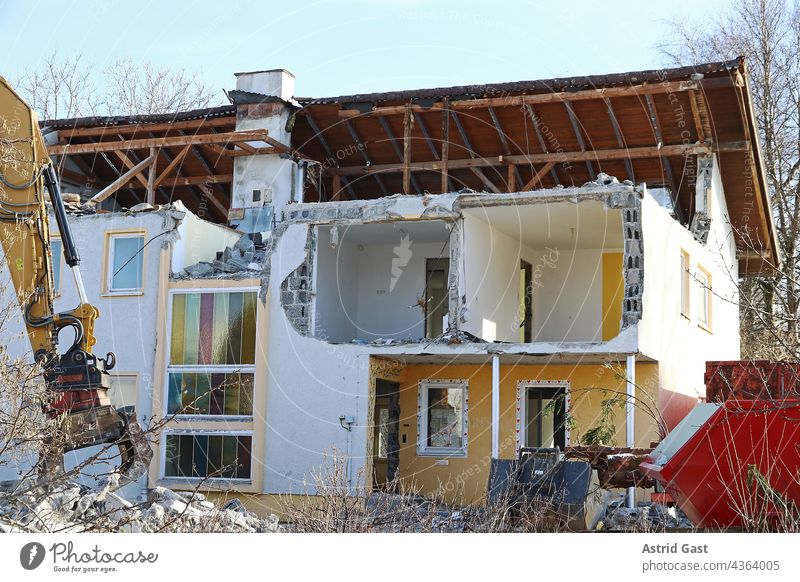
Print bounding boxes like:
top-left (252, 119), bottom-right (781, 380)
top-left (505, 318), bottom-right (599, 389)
top-left (626, 353), bottom-right (636, 509)
top-left (491, 355), bottom-right (500, 459)
top-left (339, 415), bottom-right (355, 492)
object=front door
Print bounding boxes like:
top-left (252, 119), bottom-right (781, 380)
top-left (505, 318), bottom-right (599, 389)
top-left (373, 379), bottom-right (400, 489)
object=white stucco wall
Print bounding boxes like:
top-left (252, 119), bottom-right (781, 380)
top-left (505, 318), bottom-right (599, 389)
top-left (0, 209), bottom-right (176, 501)
top-left (171, 204), bottom-right (242, 273)
top-left (265, 223), bottom-right (371, 494)
top-left (638, 156), bottom-right (740, 427)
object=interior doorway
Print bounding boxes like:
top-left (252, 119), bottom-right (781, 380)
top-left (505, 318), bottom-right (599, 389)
top-left (519, 260), bottom-right (533, 342)
top-left (424, 258), bottom-right (450, 338)
top-left (373, 379), bottom-right (400, 489)
top-left (517, 382), bottom-right (569, 451)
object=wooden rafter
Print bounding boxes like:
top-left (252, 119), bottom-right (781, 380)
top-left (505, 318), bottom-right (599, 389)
top-left (604, 98), bottom-right (635, 183)
top-left (521, 162), bottom-right (555, 192)
top-left (403, 103), bottom-right (412, 194)
top-left (376, 115), bottom-right (423, 193)
top-left (55, 116), bottom-right (233, 139)
top-left (153, 144), bottom-right (191, 189)
top-left (344, 119), bottom-right (389, 196)
top-left (644, 95), bottom-right (677, 194)
top-left (327, 142), bottom-right (740, 176)
top-left (48, 129), bottom-right (269, 155)
top-left (112, 150), bottom-right (150, 189)
top-left (451, 110), bottom-right (499, 193)
top-left (488, 106), bottom-right (523, 190)
top-left (688, 90), bottom-right (706, 142)
top-left (87, 153), bottom-right (155, 205)
top-left (441, 99), bottom-right (450, 193)
top-left (563, 102), bottom-right (595, 179)
top-left (333, 79), bottom-right (719, 118)
top-left (524, 105), bottom-right (561, 186)
top-left (305, 111), bottom-right (357, 200)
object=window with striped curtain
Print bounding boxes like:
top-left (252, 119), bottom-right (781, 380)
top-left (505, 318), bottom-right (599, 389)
top-left (166, 291), bottom-right (257, 417)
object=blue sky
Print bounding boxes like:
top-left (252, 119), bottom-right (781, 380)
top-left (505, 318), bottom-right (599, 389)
top-left (1, 0), bottom-right (730, 100)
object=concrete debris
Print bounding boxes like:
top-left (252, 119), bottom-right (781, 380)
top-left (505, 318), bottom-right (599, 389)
top-left (178, 233), bottom-right (266, 279)
top-left (0, 483), bottom-right (279, 533)
top-left (597, 494), bottom-right (693, 531)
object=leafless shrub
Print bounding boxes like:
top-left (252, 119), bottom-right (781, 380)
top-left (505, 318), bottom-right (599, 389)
top-left (280, 450), bottom-right (574, 533)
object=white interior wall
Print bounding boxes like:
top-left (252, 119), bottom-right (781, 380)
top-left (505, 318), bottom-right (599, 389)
top-left (171, 204), bottom-right (242, 273)
top-left (355, 241), bottom-right (447, 341)
top-left (461, 213), bottom-right (526, 342)
top-left (314, 226), bottom-right (449, 342)
top-left (314, 236), bottom-right (359, 342)
top-left (461, 213), bottom-right (607, 343)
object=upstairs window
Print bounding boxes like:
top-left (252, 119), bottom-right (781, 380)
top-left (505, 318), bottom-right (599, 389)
top-left (680, 250), bottom-right (690, 318)
top-left (696, 266), bottom-right (712, 331)
top-left (107, 233), bottom-right (145, 294)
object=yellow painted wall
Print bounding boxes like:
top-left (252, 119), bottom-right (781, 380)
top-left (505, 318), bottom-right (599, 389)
top-left (602, 252), bottom-right (624, 341)
top-left (393, 361), bottom-right (659, 504)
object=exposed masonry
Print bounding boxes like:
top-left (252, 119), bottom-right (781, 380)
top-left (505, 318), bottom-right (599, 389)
top-left (280, 227), bottom-right (316, 334)
top-left (264, 177), bottom-right (646, 341)
top-left (608, 189), bottom-right (644, 327)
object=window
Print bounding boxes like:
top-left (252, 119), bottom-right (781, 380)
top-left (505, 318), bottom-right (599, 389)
top-left (417, 380), bottom-right (468, 456)
top-left (680, 250), bottom-right (690, 318)
top-left (167, 291), bottom-right (257, 417)
top-left (696, 266), bottom-right (712, 331)
top-left (107, 233), bottom-right (145, 293)
top-left (164, 433), bottom-right (252, 480)
top-left (50, 238), bottom-right (62, 294)
top-left (109, 373), bottom-right (139, 410)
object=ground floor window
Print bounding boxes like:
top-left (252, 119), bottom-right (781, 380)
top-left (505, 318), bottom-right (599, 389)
top-left (417, 380), bottom-right (468, 456)
top-left (164, 433), bottom-right (252, 480)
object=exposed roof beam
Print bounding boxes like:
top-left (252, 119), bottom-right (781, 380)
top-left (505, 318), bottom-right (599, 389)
top-left (48, 129), bottom-right (269, 155)
top-left (178, 128), bottom-right (229, 220)
top-left (563, 102), bottom-right (596, 180)
top-left (328, 142), bottom-right (739, 176)
top-left (306, 111), bottom-right (357, 200)
top-left (688, 90), bottom-right (706, 143)
top-left (451, 110), bottom-right (500, 192)
top-left (344, 119), bottom-right (389, 196)
top-left (604, 98), bottom-right (635, 183)
top-left (520, 162), bottom-right (556, 192)
top-left (413, 112), bottom-right (439, 160)
top-left (54, 116), bottom-right (234, 138)
top-left (87, 153), bottom-right (155, 205)
top-left (376, 115), bottom-right (423, 193)
top-left (487, 106), bottom-right (523, 189)
top-left (525, 105), bottom-right (561, 186)
top-left (644, 94), bottom-right (677, 198)
top-left (334, 79), bottom-right (710, 118)
top-left (127, 174), bottom-right (232, 188)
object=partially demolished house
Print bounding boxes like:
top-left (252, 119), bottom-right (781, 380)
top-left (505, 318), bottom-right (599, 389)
top-left (27, 57), bottom-right (777, 509)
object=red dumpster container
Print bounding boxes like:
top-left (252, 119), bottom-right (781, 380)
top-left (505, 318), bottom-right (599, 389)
top-left (641, 399), bottom-right (800, 528)
top-left (705, 360), bottom-right (800, 402)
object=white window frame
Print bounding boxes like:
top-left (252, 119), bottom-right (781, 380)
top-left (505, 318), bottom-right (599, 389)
top-left (696, 265), bottom-right (712, 332)
top-left (107, 232), bottom-right (146, 294)
top-left (417, 379), bottom-right (468, 457)
top-left (680, 249), bottom-right (691, 319)
top-left (164, 287), bottom-right (259, 421)
top-left (515, 380), bottom-right (571, 455)
top-left (108, 371), bottom-right (140, 411)
top-left (159, 428), bottom-right (253, 483)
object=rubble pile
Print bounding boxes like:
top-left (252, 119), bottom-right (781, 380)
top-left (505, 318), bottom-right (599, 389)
top-left (179, 234), bottom-right (266, 279)
top-left (0, 483), bottom-right (280, 533)
top-left (597, 495), bottom-right (694, 531)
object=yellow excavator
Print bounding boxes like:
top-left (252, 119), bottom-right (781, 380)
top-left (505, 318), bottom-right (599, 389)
top-left (0, 77), bottom-right (151, 488)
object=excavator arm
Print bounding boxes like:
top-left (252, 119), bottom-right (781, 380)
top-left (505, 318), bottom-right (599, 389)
top-left (0, 76), bottom-right (151, 488)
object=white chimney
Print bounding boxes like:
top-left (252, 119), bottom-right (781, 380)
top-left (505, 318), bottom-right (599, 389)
top-left (234, 69), bottom-right (295, 101)
top-left (229, 69), bottom-right (298, 234)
